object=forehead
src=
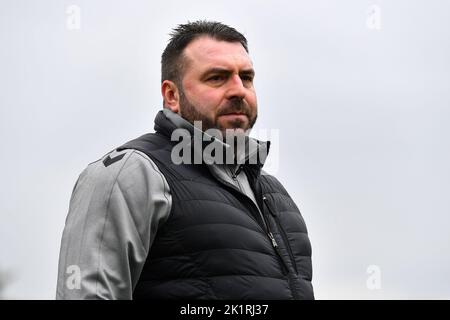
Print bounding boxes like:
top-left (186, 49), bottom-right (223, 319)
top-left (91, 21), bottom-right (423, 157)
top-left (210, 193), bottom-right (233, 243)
top-left (183, 36), bottom-right (253, 72)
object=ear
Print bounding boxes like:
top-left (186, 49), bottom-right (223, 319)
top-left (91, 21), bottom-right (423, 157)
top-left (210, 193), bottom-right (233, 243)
top-left (161, 80), bottom-right (180, 113)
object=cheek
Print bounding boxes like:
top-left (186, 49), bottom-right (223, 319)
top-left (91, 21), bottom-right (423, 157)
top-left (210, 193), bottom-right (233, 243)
top-left (247, 92), bottom-right (258, 111)
top-left (195, 89), bottom-right (223, 113)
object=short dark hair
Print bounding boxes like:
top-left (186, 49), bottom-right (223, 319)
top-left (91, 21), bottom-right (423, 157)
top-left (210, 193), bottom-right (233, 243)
top-left (161, 20), bottom-right (249, 87)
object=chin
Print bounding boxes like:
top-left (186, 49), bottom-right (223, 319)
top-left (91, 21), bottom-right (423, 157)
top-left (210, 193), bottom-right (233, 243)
top-left (221, 119), bottom-right (248, 129)
top-left (219, 126), bottom-right (250, 139)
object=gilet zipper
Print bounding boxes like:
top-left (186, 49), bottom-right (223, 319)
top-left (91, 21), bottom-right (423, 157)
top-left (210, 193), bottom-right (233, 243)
top-left (263, 196), bottom-right (299, 275)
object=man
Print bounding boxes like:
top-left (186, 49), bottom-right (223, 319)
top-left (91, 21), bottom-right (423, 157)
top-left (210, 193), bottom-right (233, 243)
top-left (56, 20), bottom-right (314, 300)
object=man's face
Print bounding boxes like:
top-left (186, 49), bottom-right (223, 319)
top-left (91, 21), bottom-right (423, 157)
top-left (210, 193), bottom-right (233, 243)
top-left (177, 36), bottom-right (258, 134)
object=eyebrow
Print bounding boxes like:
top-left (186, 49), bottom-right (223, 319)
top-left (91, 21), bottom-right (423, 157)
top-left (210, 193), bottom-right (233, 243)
top-left (202, 67), bottom-right (255, 78)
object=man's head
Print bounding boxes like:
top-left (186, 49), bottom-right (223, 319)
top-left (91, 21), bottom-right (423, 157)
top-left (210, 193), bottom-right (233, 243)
top-left (161, 20), bottom-right (258, 135)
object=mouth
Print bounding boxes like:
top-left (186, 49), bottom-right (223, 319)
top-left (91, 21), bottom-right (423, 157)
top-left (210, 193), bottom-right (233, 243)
top-left (220, 113), bottom-right (247, 118)
top-left (220, 111), bottom-right (247, 116)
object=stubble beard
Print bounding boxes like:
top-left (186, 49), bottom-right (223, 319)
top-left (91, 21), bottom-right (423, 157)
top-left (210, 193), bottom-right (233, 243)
top-left (178, 88), bottom-right (258, 138)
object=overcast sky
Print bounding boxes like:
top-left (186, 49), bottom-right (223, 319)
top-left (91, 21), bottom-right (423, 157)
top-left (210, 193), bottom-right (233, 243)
top-left (1, 0), bottom-right (449, 299)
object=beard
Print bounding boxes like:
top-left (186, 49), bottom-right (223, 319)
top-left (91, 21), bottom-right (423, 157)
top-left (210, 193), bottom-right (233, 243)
top-left (178, 88), bottom-right (257, 135)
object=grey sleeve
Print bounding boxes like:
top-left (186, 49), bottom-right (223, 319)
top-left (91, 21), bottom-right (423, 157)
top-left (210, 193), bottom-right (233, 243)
top-left (56, 149), bottom-right (171, 300)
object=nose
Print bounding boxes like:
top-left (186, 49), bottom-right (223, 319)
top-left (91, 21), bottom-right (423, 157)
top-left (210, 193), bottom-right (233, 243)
top-left (225, 74), bottom-right (246, 100)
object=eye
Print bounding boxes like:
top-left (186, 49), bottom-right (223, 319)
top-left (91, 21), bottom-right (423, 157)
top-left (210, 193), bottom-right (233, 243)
top-left (208, 75), bottom-right (226, 82)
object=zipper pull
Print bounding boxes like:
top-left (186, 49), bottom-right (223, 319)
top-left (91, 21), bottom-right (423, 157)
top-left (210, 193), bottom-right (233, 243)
top-left (268, 232), bottom-right (278, 248)
top-left (263, 196), bottom-right (277, 217)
